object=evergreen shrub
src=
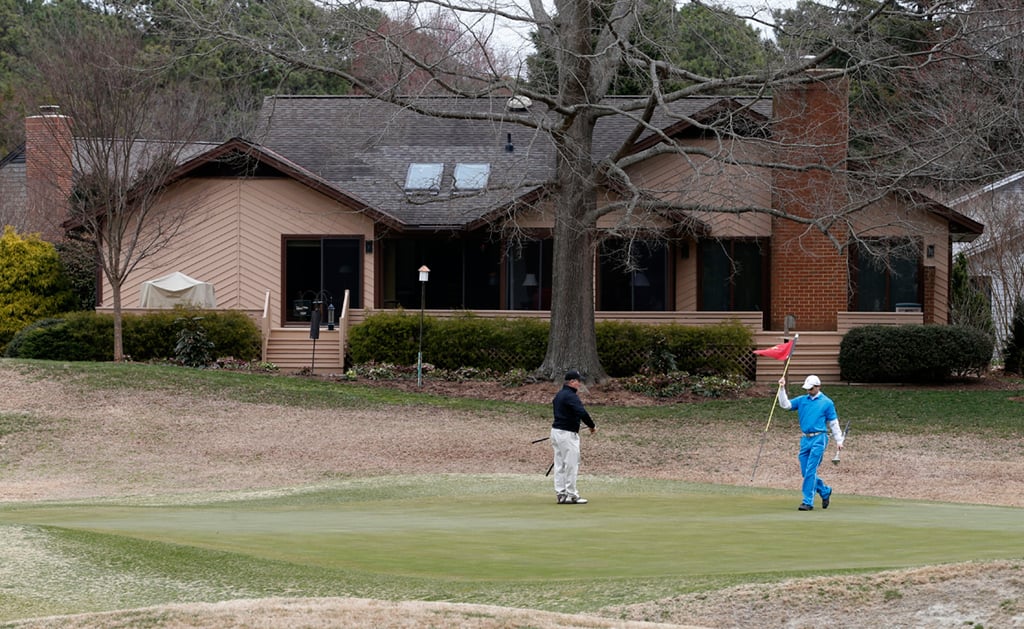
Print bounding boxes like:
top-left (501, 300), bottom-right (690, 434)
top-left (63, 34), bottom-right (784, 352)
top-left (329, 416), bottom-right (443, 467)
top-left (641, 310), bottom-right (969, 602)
top-left (0, 227), bottom-right (76, 352)
top-left (350, 313), bottom-right (753, 377)
top-left (1002, 299), bottom-right (1024, 374)
top-left (5, 309), bottom-right (261, 362)
top-left (349, 312), bottom-right (547, 371)
top-left (596, 320), bottom-right (753, 377)
top-left (840, 324), bottom-right (993, 382)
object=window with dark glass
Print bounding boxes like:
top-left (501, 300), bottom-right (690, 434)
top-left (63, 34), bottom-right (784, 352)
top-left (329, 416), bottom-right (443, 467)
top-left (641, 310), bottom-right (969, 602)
top-left (699, 239), bottom-right (765, 311)
top-left (507, 238), bottom-right (553, 310)
top-left (284, 237), bottom-right (361, 322)
top-left (598, 240), bottom-right (668, 310)
top-left (850, 240), bottom-right (921, 312)
top-left (380, 236), bottom-right (501, 309)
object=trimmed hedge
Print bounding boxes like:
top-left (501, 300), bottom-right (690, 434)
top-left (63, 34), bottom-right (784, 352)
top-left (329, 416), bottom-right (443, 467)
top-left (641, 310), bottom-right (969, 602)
top-left (348, 312), bottom-right (754, 377)
top-left (5, 309), bottom-right (262, 363)
top-left (347, 312), bottom-right (548, 371)
top-left (596, 320), bottom-right (753, 377)
top-left (839, 324), bottom-right (993, 383)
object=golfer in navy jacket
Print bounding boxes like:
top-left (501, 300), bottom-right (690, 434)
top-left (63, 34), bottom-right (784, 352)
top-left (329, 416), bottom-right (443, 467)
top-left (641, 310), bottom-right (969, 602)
top-left (777, 375), bottom-right (845, 511)
top-left (551, 370), bottom-right (596, 504)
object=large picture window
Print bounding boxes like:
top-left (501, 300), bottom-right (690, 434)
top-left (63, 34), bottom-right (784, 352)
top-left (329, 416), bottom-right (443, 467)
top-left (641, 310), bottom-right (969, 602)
top-left (850, 240), bottom-right (921, 311)
top-left (598, 240), bottom-right (668, 311)
top-left (380, 236), bottom-right (501, 310)
top-left (284, 237), bottom-right (362, 322)
top-left (699, 239), bottom-right (766, 311)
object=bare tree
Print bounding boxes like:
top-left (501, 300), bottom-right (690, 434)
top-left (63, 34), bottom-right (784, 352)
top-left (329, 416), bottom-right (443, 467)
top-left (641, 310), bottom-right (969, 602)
top-left (162, 0), bottom-right (1011, 381)
top-left (29, 9), bottom-right (211, 361)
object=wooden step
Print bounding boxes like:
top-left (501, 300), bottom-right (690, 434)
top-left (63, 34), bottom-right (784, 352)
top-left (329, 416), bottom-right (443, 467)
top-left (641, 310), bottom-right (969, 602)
top-left (265, 328), bottom-right (343, 374)
top-left (753, 332), bottom-right (842, 386)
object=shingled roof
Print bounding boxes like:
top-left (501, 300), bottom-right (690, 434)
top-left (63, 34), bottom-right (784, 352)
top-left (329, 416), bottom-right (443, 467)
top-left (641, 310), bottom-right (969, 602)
top-left (255, 95), bottom-right (773, 230)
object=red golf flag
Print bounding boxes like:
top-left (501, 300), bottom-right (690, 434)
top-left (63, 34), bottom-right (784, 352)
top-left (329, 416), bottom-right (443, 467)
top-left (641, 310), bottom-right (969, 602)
top-left (753, 338), bottom-right (794, 361)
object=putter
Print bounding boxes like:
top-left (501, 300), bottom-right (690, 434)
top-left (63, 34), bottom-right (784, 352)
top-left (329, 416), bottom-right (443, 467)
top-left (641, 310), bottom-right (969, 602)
top-left (832, 419), bottom-right (851, 465)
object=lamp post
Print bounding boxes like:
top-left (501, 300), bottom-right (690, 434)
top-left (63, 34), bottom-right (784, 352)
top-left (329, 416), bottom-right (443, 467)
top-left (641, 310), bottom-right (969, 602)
top-left (417, 265), bottom-right (430, 387)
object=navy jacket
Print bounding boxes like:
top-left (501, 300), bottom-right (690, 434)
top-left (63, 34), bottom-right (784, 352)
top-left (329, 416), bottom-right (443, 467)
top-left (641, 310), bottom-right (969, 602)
top-left (552, 385), bottom-right (595, 433)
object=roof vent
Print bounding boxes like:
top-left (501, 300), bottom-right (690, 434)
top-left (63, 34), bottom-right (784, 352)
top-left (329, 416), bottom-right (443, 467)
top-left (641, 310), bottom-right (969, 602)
top-left (505, 133), bottom-right (514, 153)
top-left (506, 95), bottom-right (532, 111)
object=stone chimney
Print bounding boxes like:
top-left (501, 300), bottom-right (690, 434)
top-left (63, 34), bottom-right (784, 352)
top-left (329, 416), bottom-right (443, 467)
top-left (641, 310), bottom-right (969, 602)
top-left (769, 71), bottom-right (850, 331)
top-left (25, 105), bottom-right (74, 241)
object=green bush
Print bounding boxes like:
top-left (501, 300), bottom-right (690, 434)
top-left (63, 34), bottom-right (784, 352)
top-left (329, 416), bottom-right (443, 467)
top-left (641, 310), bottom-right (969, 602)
top-left (350, 314), bottom-right (753, 378)
top-left (1002, 298), bottom-right (1024, 374)
top-left (5, 311), bottom-right (114, 361)
top-left (0, 227), bottom-right (76, 352)
top-left (840, 324), bottom-right (993, 382)
top-left (596, 320), bottom-right (753, 377)
top-left (347, 311), bottom-right (430, 366)
top-left (5, 309), bottom-right (262, 363)
top-left (349, 312), bottom-right (548, 371)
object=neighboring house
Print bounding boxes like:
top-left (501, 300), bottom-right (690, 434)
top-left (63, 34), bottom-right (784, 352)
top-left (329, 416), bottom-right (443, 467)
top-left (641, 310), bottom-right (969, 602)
top-left (949, 172), bottom-right (1024, 352)
top-left (0, 75), bottom-right (984, 379)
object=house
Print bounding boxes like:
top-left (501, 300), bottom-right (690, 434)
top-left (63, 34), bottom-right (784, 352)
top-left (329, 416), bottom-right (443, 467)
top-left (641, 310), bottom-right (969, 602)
top-left (948, 172), bottom-right (1024, 351)
top-left (0, 75), bottom-right (984, 380)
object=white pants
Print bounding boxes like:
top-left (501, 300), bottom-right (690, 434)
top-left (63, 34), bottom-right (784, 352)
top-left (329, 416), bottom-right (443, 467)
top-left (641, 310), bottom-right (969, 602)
top-left (551, 428), bottom-right (581, 498)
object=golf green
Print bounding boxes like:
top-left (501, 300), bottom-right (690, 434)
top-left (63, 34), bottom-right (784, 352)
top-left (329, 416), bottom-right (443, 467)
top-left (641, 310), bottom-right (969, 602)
top-left (3, 475), bottom-right (1020, 584)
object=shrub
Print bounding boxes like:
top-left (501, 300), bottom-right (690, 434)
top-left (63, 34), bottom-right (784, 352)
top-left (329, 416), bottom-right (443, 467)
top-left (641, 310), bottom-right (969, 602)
top-left (596, 320), bottom-right (753, 377)
top-left (347, 311), bottom-right (425, 366)
top-left (350, 312), bottom-right (547, 371)
top-left (1003, 298), bottom-right (1024, 374)
top-left (174, 316), bottom-right (215, 367)
top-left (840, 324), bottom-right (993, 382)
top-left (0, 227), bottom-right (76, 352)
top-left (6, 309), bottom-right (261, 362)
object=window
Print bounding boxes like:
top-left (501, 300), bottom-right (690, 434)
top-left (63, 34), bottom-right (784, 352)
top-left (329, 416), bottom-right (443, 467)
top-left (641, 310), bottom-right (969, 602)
top-left (850, 240), bottom-right (921, 311)
top-left (284, 237), bottom-right (361, 322)
top-left (379, 236), bottom-right (501, 309)
top-left (699, 239), bottom-right (766, 311)
top-left (598, 240), bottom-right (668, 311)
top-left (404, 163), bottom-right (443, 192)
top-left (507, 238), bottom-right (553, 310)
top-left (453, 163), bottom-right (490, 191)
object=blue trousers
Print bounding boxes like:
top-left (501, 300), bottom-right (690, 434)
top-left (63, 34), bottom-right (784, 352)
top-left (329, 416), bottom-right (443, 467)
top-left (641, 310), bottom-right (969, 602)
top-left (798, 433), bottom-right (832, 507)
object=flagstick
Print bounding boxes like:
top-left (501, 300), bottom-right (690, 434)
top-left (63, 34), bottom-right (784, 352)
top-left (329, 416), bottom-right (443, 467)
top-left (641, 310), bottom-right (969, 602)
top-left (750, 334), bottom-right (799, 482)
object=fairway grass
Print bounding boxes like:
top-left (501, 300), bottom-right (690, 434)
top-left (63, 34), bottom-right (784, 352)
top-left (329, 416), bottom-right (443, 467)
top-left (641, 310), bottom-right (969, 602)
top-left (1, 474), bottom-right (1021, 622)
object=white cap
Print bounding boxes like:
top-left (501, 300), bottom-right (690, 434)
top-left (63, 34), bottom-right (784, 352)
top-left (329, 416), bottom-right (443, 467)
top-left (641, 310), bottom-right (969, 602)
top-left (802, 375), bottom-right (821, 389)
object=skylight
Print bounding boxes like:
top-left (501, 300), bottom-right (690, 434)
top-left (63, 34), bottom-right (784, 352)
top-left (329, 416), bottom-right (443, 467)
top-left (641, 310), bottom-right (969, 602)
top-left (405, 163), bottom-right (443, 192)
top-left (453, 163), bottom-right (490, 191)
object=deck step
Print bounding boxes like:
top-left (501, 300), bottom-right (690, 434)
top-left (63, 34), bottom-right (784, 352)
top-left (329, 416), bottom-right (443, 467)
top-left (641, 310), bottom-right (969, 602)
top-left (265, 328), bottom-right (343, 374)
top-left (754, 332), bottom-right (842, 385)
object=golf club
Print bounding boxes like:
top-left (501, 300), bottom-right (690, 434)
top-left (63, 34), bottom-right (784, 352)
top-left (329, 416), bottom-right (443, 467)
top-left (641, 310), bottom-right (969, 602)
top-left (831, 419), bottom-right (851, 465)
top-left (531, 436), bottom-right (549, 444)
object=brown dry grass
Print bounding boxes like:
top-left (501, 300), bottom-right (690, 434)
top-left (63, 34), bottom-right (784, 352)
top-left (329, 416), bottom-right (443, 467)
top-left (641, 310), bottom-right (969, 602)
top-left (1, 366), bottom-right (1023, 628)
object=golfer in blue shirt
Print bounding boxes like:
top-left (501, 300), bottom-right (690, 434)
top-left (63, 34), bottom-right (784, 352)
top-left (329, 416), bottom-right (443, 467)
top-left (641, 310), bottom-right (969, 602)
top-left (777, 375), bottom-right (845, 511)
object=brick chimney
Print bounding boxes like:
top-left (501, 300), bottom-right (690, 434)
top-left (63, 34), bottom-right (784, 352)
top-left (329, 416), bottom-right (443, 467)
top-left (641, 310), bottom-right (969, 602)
top-left (25, 105), bottom-right (74, 241)
top-left (769, 72), bottom-right (850, 331)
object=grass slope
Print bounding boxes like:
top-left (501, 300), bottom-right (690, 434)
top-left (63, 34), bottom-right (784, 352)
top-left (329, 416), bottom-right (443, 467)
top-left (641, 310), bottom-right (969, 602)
top-left (2, 475), bottom-right (1021, 621)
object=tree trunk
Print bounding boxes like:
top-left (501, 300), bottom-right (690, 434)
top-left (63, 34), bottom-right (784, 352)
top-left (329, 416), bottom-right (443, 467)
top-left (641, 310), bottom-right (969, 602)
top-left (111, 280), bottom-right (124, 362)
top-left (538, 112), bottom-right (609, 384)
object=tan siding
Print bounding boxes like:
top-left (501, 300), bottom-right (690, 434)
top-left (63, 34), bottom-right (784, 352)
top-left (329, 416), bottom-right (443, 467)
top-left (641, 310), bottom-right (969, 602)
top-left (677, 248), bottom-right (698, 310)
top-left (626, 140), bottom-right (773, 238)
top-left (849, 197), bottom-right (951, 323)
top-left (101, 178), bottom-right (376, 327)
